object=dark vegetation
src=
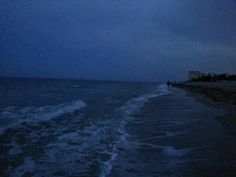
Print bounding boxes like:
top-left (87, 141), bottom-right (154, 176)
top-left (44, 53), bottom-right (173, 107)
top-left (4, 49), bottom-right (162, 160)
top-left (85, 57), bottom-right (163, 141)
top-left (172, 72), bottom-right (236, 136)
top-left (172, 72), bottom-right (236, 104)
top-left (190, 73), bottom-right (236, 82)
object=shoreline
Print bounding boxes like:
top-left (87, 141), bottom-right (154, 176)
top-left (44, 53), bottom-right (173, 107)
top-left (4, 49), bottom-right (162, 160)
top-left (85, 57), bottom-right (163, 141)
top-left (113, 87), bottom-right (236, 177)
top-left (172, 81), bottom-right (236, 136)
top-left (172, 81), bottom-right (236, 104)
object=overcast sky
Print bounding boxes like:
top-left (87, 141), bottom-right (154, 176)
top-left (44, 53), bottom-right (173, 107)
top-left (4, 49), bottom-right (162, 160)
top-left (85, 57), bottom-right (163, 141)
top-left (0, 0), bottom-right (236, 82)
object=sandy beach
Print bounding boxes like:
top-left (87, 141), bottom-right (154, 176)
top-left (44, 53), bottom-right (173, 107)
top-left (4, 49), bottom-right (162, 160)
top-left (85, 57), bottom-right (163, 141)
top-left (173, 81), bottom-right (236, 104)
top-left (173, 81), bottom-right (236, 136)
top-left (111, 87), bottom-right (236, 177)
top-left (1, 0), bottom-right (236, 176)
top-left (0, 79), bottom-right (235, 177)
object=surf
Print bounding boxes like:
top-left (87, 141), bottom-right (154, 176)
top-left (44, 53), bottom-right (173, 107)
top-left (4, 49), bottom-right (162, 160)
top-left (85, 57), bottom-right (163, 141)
top-left (99, 84), bottom-right (171, 177)
top-left (0, 100), bottom-right (86, 134)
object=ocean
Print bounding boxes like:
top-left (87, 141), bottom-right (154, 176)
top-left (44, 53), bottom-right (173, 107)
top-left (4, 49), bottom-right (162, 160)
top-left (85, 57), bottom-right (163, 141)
top-left (0, 77), bottom-right (169, 177)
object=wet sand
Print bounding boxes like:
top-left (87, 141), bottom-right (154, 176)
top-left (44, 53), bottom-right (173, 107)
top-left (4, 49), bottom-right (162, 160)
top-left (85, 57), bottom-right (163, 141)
top-left (173, 81), bottom-right (236, 136)
top-left (111, 88), bottom-right (236, 177)
top-left (173, 81), bottom-right (236, 105)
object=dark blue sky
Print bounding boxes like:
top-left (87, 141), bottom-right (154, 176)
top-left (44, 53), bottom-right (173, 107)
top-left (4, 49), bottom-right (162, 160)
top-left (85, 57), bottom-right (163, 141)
top-left (1, 0), bottom-right (236, 82)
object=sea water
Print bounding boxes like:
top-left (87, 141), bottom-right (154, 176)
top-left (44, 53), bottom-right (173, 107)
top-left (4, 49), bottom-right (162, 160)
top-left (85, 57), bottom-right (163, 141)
top-left (0, 77), bottom-right (170, 177)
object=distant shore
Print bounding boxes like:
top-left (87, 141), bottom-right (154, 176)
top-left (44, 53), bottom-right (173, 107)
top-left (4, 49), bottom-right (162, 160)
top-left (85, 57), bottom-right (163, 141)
top-left (172, 81), bottom-right (236, 103)
top-left (173, 81), bottom-right (236, 135)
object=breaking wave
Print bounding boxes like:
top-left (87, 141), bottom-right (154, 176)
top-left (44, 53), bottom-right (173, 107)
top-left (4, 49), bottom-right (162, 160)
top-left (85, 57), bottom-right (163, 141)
top-left (99, 84), bottom-right (171, 177)
top-left (0, 100), bottom-right (86, 134)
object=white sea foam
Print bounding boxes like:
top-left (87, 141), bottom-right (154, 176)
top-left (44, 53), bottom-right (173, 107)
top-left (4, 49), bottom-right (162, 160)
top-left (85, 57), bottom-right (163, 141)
top-left (123, 84), bottom-right (171, 115)
top-left (139, 131), bottom-right (187, 141)
top-left (99, 84), bottom-right (171, 177)
top-left (0, 100), bottom-right (86, 134)
top-left (4, 84), bottom-right (170, 177)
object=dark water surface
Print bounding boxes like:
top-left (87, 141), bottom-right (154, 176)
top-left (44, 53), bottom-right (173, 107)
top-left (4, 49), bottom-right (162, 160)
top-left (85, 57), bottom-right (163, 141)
top-left (0, 78), bottom-right (163, 177)
top-left (0, 78), bottom-right (235, 177)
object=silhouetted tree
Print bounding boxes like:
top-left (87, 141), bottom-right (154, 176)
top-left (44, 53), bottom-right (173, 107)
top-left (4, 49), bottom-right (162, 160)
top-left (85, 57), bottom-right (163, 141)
top-left (188, 71), bottom-right (236, 82)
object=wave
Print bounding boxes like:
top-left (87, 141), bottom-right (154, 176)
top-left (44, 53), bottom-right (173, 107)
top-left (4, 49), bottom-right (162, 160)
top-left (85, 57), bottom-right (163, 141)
top-left (99, 84), bottom-right (171, 177)
top-left (0, 100), bottom-right (86, 134)
top-left (2, 84), bottom-right (170, 176)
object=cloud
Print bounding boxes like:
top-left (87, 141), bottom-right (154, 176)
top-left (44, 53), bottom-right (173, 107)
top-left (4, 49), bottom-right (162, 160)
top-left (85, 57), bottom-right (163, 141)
top-left (0, 0), bottom-right (235, 81)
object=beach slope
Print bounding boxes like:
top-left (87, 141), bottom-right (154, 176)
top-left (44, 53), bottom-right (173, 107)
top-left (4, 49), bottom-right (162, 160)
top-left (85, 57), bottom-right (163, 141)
top-left (111, 87), bottom-right (236, 177)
